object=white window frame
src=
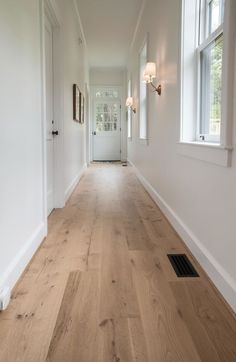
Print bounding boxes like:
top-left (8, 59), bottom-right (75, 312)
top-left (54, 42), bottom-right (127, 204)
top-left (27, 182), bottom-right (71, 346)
top-left (127, 79), bottom-right (132, 139)
top-left (179, 0), bottom-right (234, 167)
top-left (139, 35), bottom-right (149, 143)
top-left (196, 0), bottom-right (224, 143)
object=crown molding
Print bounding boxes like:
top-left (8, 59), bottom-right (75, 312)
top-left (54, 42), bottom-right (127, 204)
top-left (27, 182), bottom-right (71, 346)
top-left (129, 0), bottom-right (147, 52)
top-left (44, 0), bottom-right (62, 26)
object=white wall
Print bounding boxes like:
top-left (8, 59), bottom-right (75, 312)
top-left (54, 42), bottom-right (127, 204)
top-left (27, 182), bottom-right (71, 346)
top-left (128, 0), bottom-right (236, 312)
top-left (90, 67), bottom-right (127, 161)
top-left (0, 0), bottom-right (88, 298)
top-left (90, 67), bottom-right (126, 86)
top-left (56, 0), bottom-right (88, 200)
top-left (0, 0), bottom-right (46, 292)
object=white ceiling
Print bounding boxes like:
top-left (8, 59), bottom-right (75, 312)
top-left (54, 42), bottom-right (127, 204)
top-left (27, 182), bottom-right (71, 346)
top-left (76, 0), bottom-right (143, 68)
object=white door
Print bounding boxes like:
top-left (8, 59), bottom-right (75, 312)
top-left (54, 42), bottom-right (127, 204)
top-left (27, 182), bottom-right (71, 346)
top-left (45, 16), bottom-right (55, 215)
top-left (93, 100), bottom-right (121, 161)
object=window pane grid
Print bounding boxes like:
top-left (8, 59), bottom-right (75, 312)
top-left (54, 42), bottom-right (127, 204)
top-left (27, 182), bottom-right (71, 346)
top-left (208, 0), bottom-right (224, 36)
top-left (95, 102), bottom-right (119, 132)
top-left (95, 90), bottom-right (119, 98)
top-left (197, 0), bottom-right (224, 142)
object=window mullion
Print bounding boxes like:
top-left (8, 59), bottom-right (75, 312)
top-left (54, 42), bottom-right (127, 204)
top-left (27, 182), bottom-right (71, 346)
top-left (197, 1), bottom-right (223, 144)
top-left (198, 23), bottom-right (223, 52)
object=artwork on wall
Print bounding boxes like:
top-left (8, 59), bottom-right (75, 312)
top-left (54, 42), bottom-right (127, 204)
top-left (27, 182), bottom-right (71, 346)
top-left (73, 84), bottom-right (80, 122)
top-left (73, 84), bottom-right (85, 124)
top-left (80, 92), bottom-right (85, 124)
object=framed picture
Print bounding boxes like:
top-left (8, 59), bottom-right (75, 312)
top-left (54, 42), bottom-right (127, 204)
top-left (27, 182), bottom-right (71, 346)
top-left (73, 84), bottom-right (80, 122)
top-left (80, 92), bottom-right (85, 124)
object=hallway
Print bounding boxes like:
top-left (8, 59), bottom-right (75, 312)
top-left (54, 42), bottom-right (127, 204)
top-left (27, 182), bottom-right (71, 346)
top-left (0, 164), bottom-right (235, 361)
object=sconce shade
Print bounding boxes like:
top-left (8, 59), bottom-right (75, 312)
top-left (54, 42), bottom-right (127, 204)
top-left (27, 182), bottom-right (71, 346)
top-left (143, 73), bottom-right (150, 83)
top-left (143, 62), bottom-right (157, 83)
top-left (143, 61), bottom-right (161, 95)
top-left (126, 96), bottom-right (134, 107)
top-left (126, 96), bottom-right (136, 113)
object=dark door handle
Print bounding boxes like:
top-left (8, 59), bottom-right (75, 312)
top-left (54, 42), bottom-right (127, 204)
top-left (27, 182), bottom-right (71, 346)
top-left (92, 131), bottom-right (96, 135)
top-left (52, 130), bottom-right (59, 136)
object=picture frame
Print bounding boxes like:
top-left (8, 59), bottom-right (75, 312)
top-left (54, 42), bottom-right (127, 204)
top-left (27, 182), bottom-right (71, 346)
top-left (73, 84), bottom-right (80, 122)
top-left (80, 92), bottom-right (85, 124)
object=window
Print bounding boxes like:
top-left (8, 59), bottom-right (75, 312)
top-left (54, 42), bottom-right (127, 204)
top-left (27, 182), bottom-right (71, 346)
top-left (127, 79), bottom-right (132, 138)
top-left (139, 39), bottom-right (148, 140)
top-left (198, 0), bottom-right (224, 143)
top-left (95, 90), bottom-right (119, 98)
top-left (181, 0), bottom-right (225, 144)
top-left (180, 0), bottom-right (234, 166)
top-left (206, 0), bottom-right (224, 35)
top-left (93, 86), bottom-right (121, 133)
top-left (95, 103), bottom-right (118, 132)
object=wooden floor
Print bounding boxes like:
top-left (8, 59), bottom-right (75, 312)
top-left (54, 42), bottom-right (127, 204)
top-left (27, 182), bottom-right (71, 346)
top-left (0, 163), bottom-right (236, 362)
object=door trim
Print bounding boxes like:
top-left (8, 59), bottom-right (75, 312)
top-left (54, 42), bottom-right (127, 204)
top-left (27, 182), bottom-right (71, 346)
top-left (85, 83), bottom-right (90, 165)
top-left (90, 86), bottom-right (125, 162)
top-left (93, 98), bottom-right (121, 161)
top-left (41, 0), bottom-right (64, 229)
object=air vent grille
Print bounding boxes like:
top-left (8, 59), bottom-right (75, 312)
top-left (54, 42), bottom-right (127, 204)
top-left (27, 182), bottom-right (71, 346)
top-left (167, 254), bottom-right (199, 278)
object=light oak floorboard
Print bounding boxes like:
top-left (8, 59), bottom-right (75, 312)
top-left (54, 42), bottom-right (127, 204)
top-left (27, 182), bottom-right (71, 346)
top-left (0, 163), bottom-right (235, 361)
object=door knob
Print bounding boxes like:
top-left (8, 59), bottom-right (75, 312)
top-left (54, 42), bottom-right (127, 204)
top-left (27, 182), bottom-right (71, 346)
top-left (52, 130), bottom-right (59, 136)
top-left (92, 131), bottom-right (96, 135)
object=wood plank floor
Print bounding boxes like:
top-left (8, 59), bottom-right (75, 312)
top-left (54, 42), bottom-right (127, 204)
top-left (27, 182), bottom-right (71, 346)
top-left (0, 163), bottom-right (236, 361)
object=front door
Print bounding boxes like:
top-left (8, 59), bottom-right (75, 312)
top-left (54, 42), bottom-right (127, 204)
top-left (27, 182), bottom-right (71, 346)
top-left (45, 16), bottom-right (55, 215)
top-left (93, 100), bottom-right (121, 161)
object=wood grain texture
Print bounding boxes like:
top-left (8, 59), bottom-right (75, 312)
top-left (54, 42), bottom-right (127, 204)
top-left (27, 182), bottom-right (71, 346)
top-left (47, 270), bottom-right (100, 362)
top-left (0, 163), bottom-right (235, 361)
top-left (130, 250), bottom-right (201, 362)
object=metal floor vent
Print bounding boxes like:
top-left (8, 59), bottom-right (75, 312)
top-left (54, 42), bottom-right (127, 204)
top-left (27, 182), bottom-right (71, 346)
top-left (167, 254), bottom-right (199, 278)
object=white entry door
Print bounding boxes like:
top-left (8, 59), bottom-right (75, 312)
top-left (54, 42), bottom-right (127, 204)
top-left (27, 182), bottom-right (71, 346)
top-left (93, 100), bottom-right (121, 161)
top-left (45, 16), bottom-right (55, 215)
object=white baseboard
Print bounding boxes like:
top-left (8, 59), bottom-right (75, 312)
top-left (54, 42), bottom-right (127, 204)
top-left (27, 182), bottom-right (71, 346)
top-left (65, 163), bottom-right (87, 202)
top-left (128, 159), bottom-right (236, 313)
top-left (0, 222), bottom-right (47, 294)
top-left (0, 163), bottom-right (87, 303)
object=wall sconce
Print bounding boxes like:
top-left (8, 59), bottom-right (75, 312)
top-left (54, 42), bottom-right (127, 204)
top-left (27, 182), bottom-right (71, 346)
top-left (126, 96), bottom-right (136, 114)
top-left (143, 62), bottom-right (161, 96)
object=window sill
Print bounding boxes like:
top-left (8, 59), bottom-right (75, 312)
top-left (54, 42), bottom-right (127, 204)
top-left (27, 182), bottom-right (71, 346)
top-left (177, 141), bottom-right (233, 167)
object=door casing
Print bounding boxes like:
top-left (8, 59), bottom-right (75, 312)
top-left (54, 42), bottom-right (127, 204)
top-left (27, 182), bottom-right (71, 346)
top-left (90, 86), bottom-right (126, 163)
top-left (45, 14), bottom-right (54, 215)
top-left (41, 0), bottom-right (64, 228)
top-left (93, 99), bottom-right (121, 161)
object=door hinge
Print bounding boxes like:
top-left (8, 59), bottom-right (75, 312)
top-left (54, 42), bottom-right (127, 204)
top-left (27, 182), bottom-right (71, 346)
top-left (120, 149), bottom-right (121, 153)
top-left (120, 127), bottom-right (121, 131)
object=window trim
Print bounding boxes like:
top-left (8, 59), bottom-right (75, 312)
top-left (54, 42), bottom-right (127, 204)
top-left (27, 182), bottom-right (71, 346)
top-left (127, 79), bottom-right (132, 140)
top-left (197, 0), bottom-right (224, 144)
top-left (177, 141), bottom-right (232, 167)
top-left (179, 0), bottom-right (234, 167)
top-left (196, 25), bottom-right (223, 143)
top-left (198, 23), bottom-right (223, 53)
top-left (138, 33), bottom-right (149, 144)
